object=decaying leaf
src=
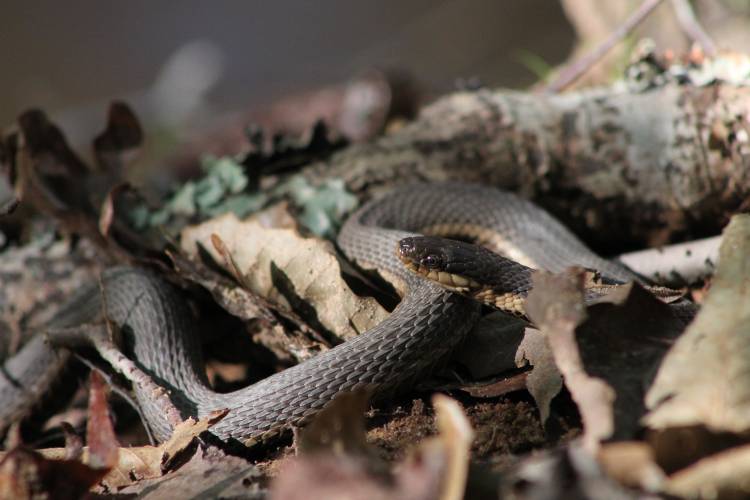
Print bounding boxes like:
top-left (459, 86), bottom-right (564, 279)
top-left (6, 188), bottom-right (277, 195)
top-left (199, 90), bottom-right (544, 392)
top-left (181, 210), bottom-right (389, 340)
top-left (644, 214), bottom-right (750, 434)
top-left (12, 410), bottom-right (230, 491)
top-left (0, 447), bottom-right (108, 500)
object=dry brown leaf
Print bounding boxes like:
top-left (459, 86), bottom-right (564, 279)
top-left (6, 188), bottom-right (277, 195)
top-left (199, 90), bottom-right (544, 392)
top-left (0, 447), bottom-right (108, 500)
top-left (644, 214), bottom-right (750, 434)
top-left (159, 409), bottom-right (229, 471)
top-left (181, 211), bottom-right (388, 340)
top-left (666, 444), bottom-right (750, 499)
top-left (524, 269), bottom-right (614, 453)
top-left (516, 327), bottom-right (562, 425)
top-left (86, 371), bottom-right (119, 470)
top-left (597, 441), bottom-right (665, 492)
top-left (15, 410), bottom-right (230, 490)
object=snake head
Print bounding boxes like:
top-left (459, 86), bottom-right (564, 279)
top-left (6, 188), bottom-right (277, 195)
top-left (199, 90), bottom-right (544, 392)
top-left (397, 236), bottom-right (483, 292)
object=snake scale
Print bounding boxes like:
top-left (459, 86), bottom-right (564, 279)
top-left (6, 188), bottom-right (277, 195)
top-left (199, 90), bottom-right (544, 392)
top-left (0, 183), bottom-right (637, 445)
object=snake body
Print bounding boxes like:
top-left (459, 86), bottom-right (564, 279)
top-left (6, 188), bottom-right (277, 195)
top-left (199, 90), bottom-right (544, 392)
top-left (0, 183), bottom-right (635, 444)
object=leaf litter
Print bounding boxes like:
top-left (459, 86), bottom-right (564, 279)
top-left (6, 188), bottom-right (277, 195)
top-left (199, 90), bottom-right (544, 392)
top-left (2, 86), bottom-right (750, 498)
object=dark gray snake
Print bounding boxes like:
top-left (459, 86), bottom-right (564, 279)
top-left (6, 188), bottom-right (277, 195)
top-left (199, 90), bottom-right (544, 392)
top-left (0, 183), bottom-right (637, 445)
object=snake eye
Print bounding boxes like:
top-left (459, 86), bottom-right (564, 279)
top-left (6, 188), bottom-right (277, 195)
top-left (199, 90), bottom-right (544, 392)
top-left (421, 254), bottom-right (442, 269)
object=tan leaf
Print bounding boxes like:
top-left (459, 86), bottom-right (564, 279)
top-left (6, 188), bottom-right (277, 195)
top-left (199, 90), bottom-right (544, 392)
top-left (516, 327), bottom-right (562, 425)
top-left (181, 211), bottom-right (388, 340)
top-left (645, 214), bottom-right (750, 433)
top-left (597, 441), bottom-right (665, 493)
top-left (431, 395), bottom-right (474, 500)
top-left (524, 269), bottom-right (614, 453)
top-left (666, 444), bottom-right (750, 499)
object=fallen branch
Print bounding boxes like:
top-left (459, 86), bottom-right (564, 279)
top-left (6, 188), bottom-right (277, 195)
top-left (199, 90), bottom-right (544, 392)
top-left (305, 73), bottom-right (750, 250)
top-left (617, 235), bottom-right (720, 284)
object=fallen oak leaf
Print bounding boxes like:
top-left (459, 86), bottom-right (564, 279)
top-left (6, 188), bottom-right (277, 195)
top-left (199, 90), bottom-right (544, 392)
top-left (114, 445), bottom-right (261, 498)
top-left (181, 210), bottom-right (389, 341)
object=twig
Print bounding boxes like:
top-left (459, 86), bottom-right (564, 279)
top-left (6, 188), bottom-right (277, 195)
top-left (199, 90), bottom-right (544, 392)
top-left (670, 0), bottom-right (717, 56)
top-left (545, 0), bottom-right (666, 93)
top-left (90, 334), bottom-right (183, 429)
top-left (47, 323), bottom-right (183, 432)
top-left (72, 352), bottom-right (157, 446)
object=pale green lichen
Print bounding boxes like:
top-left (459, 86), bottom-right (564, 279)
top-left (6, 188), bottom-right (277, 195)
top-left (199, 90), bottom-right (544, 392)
top-left (129, 155), bottom-right (358, 239)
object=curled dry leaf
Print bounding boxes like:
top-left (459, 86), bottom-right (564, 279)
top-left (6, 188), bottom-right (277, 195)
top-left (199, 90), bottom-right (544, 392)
top-left (159, 409), bottom-right (229, 472)
top-left (645, 214), bottom-right (750, 434)
top-left (181, 210), bottom-right (389, 340)
top-left (92, 101), bottom-right (143, 175)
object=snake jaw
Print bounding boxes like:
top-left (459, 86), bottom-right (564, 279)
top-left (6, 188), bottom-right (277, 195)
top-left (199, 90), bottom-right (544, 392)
top-left (400, 255), bottom-right (478, 293)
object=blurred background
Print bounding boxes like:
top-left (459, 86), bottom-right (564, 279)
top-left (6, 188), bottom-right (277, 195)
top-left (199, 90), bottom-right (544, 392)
top-left (2, 0), bottom-right (748, 164)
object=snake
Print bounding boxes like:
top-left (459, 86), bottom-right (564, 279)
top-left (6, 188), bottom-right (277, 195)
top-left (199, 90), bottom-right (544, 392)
top-left (0, 183), bottom-right (640, 445)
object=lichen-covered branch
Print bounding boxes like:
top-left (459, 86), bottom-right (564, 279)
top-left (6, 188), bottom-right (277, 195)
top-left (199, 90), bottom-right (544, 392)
top-left (306, 81), bottom-right (750, 250)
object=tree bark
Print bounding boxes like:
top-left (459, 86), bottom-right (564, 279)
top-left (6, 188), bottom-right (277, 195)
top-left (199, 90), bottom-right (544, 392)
top-left (305, 82), bottom-right (750, 252)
